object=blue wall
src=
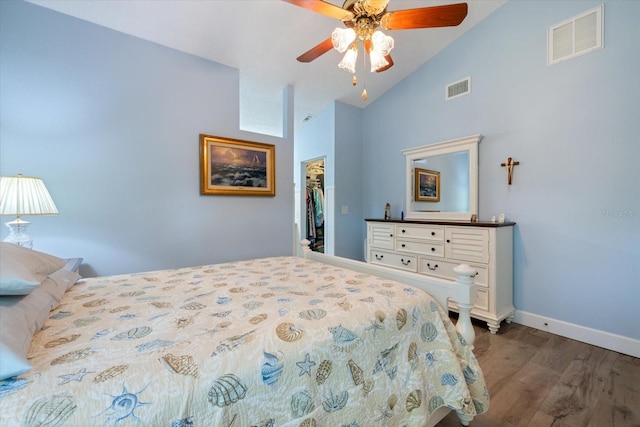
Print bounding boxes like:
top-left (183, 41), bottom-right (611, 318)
top-left (362, 1), bottom-right (640, 341)
top-left (294, 102), bottom-right (364, 261)
top-left (0, 1), bottom-right (294, 277)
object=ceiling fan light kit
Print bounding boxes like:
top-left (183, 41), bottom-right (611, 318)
top-left (284, 0), bottom-right (468, 98)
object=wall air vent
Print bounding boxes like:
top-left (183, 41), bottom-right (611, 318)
top-left (445, 77), bottom-right (471, 101)
top-left (548, 4), bottom-right (603, 66)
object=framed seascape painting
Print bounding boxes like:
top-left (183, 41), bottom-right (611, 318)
top-left (200, 134), bottom-right (275, 196)
top-left (414, 168), bottom-right (440, 202)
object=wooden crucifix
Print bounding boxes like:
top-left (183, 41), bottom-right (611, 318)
top-left (501, 157), bottom-right (520, 185)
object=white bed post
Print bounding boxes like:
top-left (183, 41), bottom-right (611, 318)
top-left (452, 264), bottom-right (478, 350)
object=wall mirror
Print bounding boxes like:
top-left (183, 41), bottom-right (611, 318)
top-left (402, 134), bottom-right (481, 221)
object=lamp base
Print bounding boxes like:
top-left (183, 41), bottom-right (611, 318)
top-left (3, 218), bottom-right (33, 249)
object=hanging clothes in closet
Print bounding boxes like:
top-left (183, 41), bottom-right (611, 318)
top-left (306, 170), bottom-right (324, 253)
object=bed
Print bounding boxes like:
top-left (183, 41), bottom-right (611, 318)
top-left (0, 241), bottom-right (488, 426)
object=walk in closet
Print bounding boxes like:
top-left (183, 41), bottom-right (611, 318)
top-left (304, 158), bottom-right (325, 253)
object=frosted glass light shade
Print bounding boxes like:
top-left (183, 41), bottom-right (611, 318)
top-left (369, 49), bottom-right (389, 72)
top-left (338, 47), bottom-right (358, 73)
top-left (372, 30), bottom-right (394, 56)
top-left (331, 28), bottom-right (356, 53)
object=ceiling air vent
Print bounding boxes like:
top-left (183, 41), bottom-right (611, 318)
top-left (446, 77), bottom-right (471, 101)
top-left (548, 4), bottom-right (603, 66)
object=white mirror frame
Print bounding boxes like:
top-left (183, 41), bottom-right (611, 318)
top-left (402, 134), bottom-right (481, 221)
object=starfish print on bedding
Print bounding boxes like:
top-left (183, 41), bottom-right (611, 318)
top-left (296, 353), bottom-right (316, 376)
top-left (59, 367), bottom-right (94, 385)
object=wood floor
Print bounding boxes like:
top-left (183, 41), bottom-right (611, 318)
top-left (437, 320), bottom-right (640, 427)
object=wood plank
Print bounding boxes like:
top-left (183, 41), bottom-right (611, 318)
top-left (587, 353), bottom-right (640, 427)
top-left (535, 342), bottom-right (619, 425)
top-left (435, 321), bottom-right (640, 427)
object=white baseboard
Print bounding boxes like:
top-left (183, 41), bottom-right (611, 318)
top-left (514, 310), bottom-right (640, 358)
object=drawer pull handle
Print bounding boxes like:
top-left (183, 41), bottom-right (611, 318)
top-left (401, 259), bottom-right (411, 266)
top-left (390, 234), bottom-right (394, 237)
top-left (401, 229), bottom-right (406, 233)
top-left (401, 244), bottom-right (406, 248)
top-left (471, 272), bottom-right (478, 277)
top-left (427, 263), bottom-right (438, 271)
top-left (375, 254), bottom-right (384, 260)
top-left (431, 247), bottom-right (436, 252)
top-left (446, 239), bottom-right (451, 243)
top-left (431, 231), bottom-right (436, 236)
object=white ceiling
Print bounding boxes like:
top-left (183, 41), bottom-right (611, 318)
top-left (27, 0), bottom-right (506, 134)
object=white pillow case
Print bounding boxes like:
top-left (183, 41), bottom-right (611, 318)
top-left (0, 242), bottom-right (66, 295)
top-left (0, 269), bottom-right (81, 380)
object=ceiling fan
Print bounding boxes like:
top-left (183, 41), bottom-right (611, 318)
top-left (283, 0), bottom-right (468, 99)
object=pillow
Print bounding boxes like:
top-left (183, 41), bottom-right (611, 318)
top-left (0, 242), bottom-right (66, 295)
top-left (0, 269), bottom-right (81, 380)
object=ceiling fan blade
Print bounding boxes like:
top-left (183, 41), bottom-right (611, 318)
top-left (282, 0), bottom-right (354, 21)
top-left (376, 55), bottom-right (394, 73)
top-left (381, 3), bottom-right (468, 30)
top-left (297, 37), bottom-right (334, 63)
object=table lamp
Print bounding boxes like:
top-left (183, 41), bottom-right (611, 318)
top-left (0, 174), bottom-right (59, 249)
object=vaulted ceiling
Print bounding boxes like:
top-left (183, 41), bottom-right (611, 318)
top-left (27, 1), bottom-right (506, 133)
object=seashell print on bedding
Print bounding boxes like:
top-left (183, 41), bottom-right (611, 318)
top-left (136, 339), bottom-right (175, 353)
top-left (44, 334), bottom-right (81, 348)
top-left (82, 299), bottom-right (108, 308)
top-left (298, 309), bottom-right (326, 321)
top-left (50, 311), bottom-right (72, 320)
top-left (328, 325), bottom-right (360, 351)
top-left (180, 302), bottom-right (206, 310)
top-left (276, 322), bottom-right (304, 342)
top-left (261, 351), bottom-right (284, 386)
top-left (405, 389), bottom-right (423, 412)
top-left (396, 308), bottom-right (407, 330)
top-left (149, 301), bottom-right (172, 308)
top-left (322, 389), bottom-right (348, 413)
top-left (170, 416), bottom-right (194, 427)
top-left (208, 374), bottom-right (247, 407)
top-left (249, 313), bottom-right (268, 324)
top-left (24, 394), bottom-right (77, 427)
top-left (111, 326), bottom-right (152, 340)
top-left (93, 365), bottom-right (128, 383)
top-left (428, 395), bottom-right (445, 413)
top-left (160, 354), bottom-right (199, 378)
top-left (315, 360), bottom-right (332, 385)
top-left (421, 322), bottom-right (438, 342)
top-left (50, 347), bottom-right (94, 366)
top-left (118, 291), bottom-right (145, 297)
top-left (347, 359), bottom-right (364, 386)
top-left (298, 418), bottom-right (316, 427)
top-left (291, 388), bottom-right (315, 418)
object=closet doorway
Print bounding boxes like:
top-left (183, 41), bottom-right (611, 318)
top-left (304, 157), bottom-right (326, 253)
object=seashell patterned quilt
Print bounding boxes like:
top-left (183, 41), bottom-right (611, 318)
top-left (0, 256), bottom-right (489, 426)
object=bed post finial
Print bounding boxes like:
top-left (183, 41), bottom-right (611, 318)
top-left (453, 263), bottom-right (478, 350)
top-left (300, 239), bottom-right (312, 258)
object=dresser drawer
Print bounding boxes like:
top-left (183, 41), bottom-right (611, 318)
top-left (444, 227), bottom-right (489, 263)
top-left (395, 224), bottom-right (444, 241)
top-left (396, 239), bottom-right (444, 257)
top-left (418, 257), bottom-right (488, 288)
top-left (369, 250), bottom-right (418, 272)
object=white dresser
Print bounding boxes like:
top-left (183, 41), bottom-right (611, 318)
top-left (366, 219), bottom-right (515, 333)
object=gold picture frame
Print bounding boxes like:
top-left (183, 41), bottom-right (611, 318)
top-left (414, 168), bottom-right (440, 202)
top-left (200, 134), bottom-right (275, 196)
